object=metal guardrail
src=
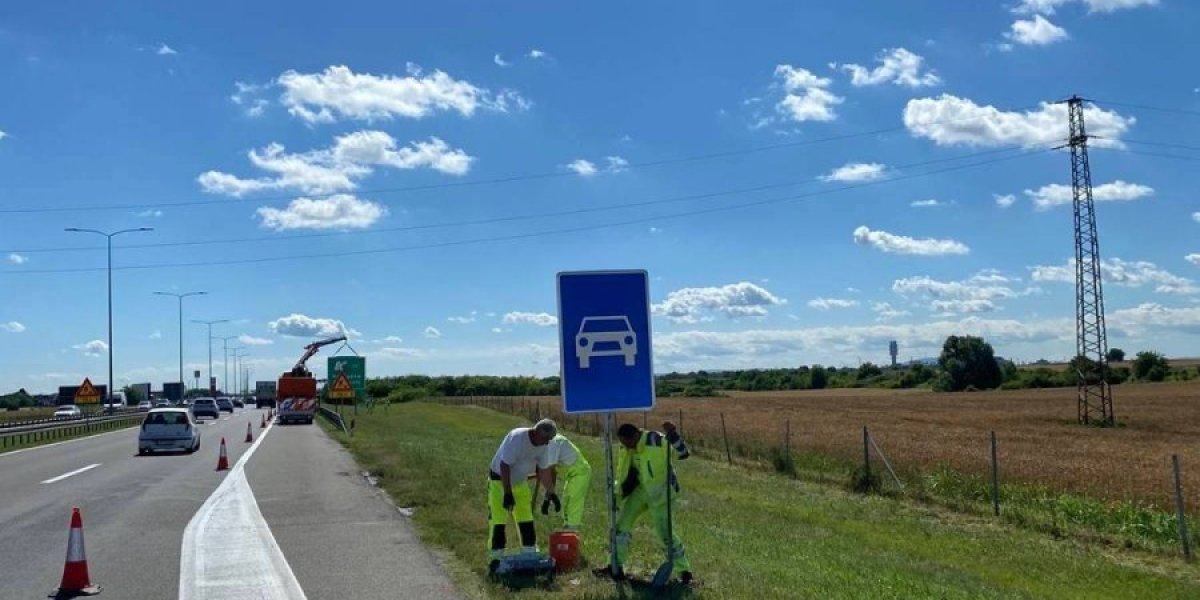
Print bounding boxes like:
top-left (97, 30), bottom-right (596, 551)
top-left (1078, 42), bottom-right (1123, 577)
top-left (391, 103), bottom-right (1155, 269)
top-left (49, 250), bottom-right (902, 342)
top-left (0, 412), bottom-right (146, 451)
top-left (0, 407), bottom-right (142, 430)
top-left (317, 406), bottom-right (349, 434)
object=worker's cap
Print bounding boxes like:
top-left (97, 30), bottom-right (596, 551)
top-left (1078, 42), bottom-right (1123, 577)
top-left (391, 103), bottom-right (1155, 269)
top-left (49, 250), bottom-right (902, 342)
top-left (533, 419), bottom-right (558, 438)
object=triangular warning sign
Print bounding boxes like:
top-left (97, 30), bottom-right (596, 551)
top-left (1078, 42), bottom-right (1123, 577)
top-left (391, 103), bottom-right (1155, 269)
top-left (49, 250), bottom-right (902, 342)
top-left (328, 372), bottom-right (355, 398)
top-left (76, 378), bottom-right (101, 403)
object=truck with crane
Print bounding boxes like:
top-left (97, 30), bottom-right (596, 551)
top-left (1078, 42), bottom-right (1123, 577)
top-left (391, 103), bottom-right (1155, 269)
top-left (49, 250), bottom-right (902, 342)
top-left (277, 334), bottom-right (346, 424)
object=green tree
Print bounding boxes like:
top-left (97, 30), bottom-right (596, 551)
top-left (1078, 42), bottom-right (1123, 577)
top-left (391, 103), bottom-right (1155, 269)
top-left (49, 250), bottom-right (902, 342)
top-left (1106, 348), bottom-right (1126, 362)
top-left (1132, 351), bottom-right (1169, 382)
top-left (809, 366), bottom-right (828, 390)
top-left (935, 335), bottom-right (1003, 392)
top-left (857, 362), bottom-right (883, 380)
top-left (122, 385), bottom-right (144, 405)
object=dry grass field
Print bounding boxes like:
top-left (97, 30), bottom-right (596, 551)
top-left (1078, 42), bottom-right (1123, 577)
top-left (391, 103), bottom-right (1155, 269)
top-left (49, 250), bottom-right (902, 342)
top-left (507, 382), bottom-right (1200, 512)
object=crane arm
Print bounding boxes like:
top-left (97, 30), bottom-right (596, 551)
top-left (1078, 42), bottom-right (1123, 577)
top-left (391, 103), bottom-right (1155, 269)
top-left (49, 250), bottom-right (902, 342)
top-left (291, 335), bottom-right (347, 372)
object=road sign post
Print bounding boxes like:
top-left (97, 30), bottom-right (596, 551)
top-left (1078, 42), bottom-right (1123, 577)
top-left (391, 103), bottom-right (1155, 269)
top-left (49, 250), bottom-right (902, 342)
top-left (557, 270), bottom-right (654, 579)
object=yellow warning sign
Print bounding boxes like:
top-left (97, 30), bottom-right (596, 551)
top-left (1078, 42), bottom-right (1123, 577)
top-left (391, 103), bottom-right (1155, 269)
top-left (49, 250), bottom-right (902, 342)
top-left (75, 378), bottom-right (102, 404)
top-left (328, 372), bottom-right (355, 399)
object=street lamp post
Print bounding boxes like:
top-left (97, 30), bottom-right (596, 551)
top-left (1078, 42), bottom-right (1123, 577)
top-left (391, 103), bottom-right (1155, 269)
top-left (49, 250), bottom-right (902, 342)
top-left (232, 348), bottom-right (248, 398)
top-left (65, 227), bottom-right (153, 411)
top-left (192, 319), bottom-right (228, 396)
top-left (153, 291), bottom-right (206, 388)
top-left (215, 336), bottom-right (237, 395)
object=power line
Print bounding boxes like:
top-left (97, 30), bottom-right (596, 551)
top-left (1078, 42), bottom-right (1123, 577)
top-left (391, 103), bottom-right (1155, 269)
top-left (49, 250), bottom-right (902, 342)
top-left (1096, 147), bottom-right (1200, 163)
top-left (0, 146), bottom-right (1052, 276)
top-left (1091, 99), bottom-right (1200, 119)
top-left (1, 146), bottom-right (1031, 256)
top-left (0, 103), bottom-right (1045, 215)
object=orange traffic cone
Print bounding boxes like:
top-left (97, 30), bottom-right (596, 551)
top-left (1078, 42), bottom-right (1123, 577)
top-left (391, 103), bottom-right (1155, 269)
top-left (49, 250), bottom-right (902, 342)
top-left (215, 437), bottom-right (229, 471)
top-left (245, 422), bottom-right (254, 443)
top-left (54, 507), bottom-right (100, 597)
top-left (260, 414), bottom-right (266, 429)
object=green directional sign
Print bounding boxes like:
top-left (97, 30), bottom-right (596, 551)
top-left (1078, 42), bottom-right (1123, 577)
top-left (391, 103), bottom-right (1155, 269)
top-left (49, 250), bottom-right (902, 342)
top-left (327, 356), bottom-right (366, 403)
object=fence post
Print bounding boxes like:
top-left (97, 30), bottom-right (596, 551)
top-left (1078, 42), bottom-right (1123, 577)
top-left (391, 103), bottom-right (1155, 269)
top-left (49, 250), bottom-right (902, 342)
top-left (1172, 454), bottom-right (1192, 561)
top-left (990, 431), bottom-right (1001, 517)
top-left (863, 426), bottom-right (871, 483)
top-left (720, 412), bottom-right (732, 465)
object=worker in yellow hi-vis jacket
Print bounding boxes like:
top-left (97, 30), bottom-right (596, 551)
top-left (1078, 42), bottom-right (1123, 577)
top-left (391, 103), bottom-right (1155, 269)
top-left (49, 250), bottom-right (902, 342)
top-left (593, 421), bottom-right (693, 585)
top-left (539, 434), bottom-right (592, 530)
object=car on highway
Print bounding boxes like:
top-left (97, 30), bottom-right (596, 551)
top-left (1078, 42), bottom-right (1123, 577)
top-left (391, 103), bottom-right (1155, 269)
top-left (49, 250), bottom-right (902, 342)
top-left (191, 398), bottom-right (219, 420)
top-left (138, 408), bottom-right (200, 455)
top-left (232, 398), bottom-right (245, 409)
top-left (53, 405), bottom-right (82, 419)
top-left (216, 397), bottom-right (235, 413)
top-left (154, 400), bottom-right (170, 408)
top-left (137, 400), bottom-right (153, 411)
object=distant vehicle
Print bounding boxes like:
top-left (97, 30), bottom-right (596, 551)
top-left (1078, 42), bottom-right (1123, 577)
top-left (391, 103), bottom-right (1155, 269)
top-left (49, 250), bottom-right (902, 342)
top-left (216, 397), bottom-right (234, 413)
top-left (137, 400), bottom-right (153, 412)
top-left (255, 381), bottom-right (277, 408)
top-left (103, 391), bottom-right (127, 410)
top-left (575, 316), bottom-right (637, 368)
top-left (178, 398), bottom-right (192, 407)
top-left (154, 400), bottom-right (170, 408)
top-left (54, 405), bottom-right (82, 419)
top-left (232, 398), bottom-right (245, 409)
top-left (191, 398), bottom-right (219, 420)
top-left (278, 335), bottom-right (345, 424)
top-left (138, 408), bottom-right (200, 455)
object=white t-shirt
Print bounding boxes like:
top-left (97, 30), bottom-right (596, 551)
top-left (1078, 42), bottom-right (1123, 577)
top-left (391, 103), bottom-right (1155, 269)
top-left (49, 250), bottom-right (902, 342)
top-left (544, 435), bottom-right (578, 468)
top-left (490, 427), bottom-right (550, 478)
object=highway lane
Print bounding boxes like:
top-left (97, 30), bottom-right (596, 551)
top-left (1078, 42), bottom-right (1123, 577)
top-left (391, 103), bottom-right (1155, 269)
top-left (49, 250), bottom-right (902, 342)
top-left (0, 408), bottom-right (264, 599)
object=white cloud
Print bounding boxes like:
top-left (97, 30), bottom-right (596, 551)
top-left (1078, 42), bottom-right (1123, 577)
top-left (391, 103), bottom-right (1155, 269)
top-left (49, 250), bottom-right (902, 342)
top-left (424, 326), bottom-right (442, 339)
top-left (230, 81), bottom-right (270, 117)
top-left (994, 193), bottom-right (1017, 208)
top-left (277, 65), bottom-right (528, 124)
top-left (649, 227), bottom-right (663, 234)
top-left (156, 43), bottom-right (177, 56)
top-left (565, 159), bottom-right (597, 177)
top-left (447, 313), bottom-right (477, 324)
top-left (1, 321), bottom-right (26, 333)
top-left (819, 162), bottom-right (887, 183)
top-left (1011, 0), bottom-right (1158, 15)
top-left (256, 194), bottom-right (387, 231)
top-left (1193, 212), bottom-right (1200, 223)
top-left (1030, 257), bottom-right (1199, 295)
top-left (910, 199), bottom-right (945, 208)
top-left (605, 156), bottom-right (629, 172)
top-left (382, 335), bottom-right (403, 343)
top-left (502, 312), bottom-right (558, 327)
top-left (1013, 0), bottom-right (1073, 14)
top-left (8, 253), bottom-right (28, 265)
top-left (653, 282), bottom-right (786, 323)
top-left (853, 226), bottom-right (969, 256)
top-left (528, 49), bottom-right (547, 59)
top-left (494, 53), bottom-right (511, 67)
top-left (74, 339), bottom-right (109, 357)
top-left (379, 346), bottom-right (424, 358)
top-left (808, 297), bottom-right (859, 310)
top-left (893, 272), bottom-right (1032, 315)
top-left (0, 129), bottom-right (6, 141)
top-left (136, 209), bottom-right (163, 218)
top-left (1005, 15), bottom-right (1069, 46)
top-left (1187, 254), bottom-right (1200, 267)
top-left (491, 328), bottom-right (504, 334)
top-left (903, 95), bottom-right (1134, 148)
top-left (238, 334), bottom-right (274, 346)
top-left (199, 132), bottom-right (472, 197)
top-left (871, 302), bottom-right (911, 322)
top-left (1024, 180), bottom-right (1153, 210)
top-left (268, 313), bottom-right (357, 337)
top-left (1082, 0), bottom-right (1159, 13)
top-left (835, 48), bottom-right (940, 88)
top-left (1108, 303), bottom-right (1200, 337)
top-left (773, 65), bottom-right (844, 124)
top-left (149, 330), bottom-right (162, 340)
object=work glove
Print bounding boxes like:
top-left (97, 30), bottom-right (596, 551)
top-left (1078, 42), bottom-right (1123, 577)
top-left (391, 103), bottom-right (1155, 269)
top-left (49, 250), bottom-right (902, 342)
top-left (663, 421), bottom-right (690, 460)
top-left (541, 492), bottom-right (561, 515)
top-left (502, 491), bottom-right (516, 511)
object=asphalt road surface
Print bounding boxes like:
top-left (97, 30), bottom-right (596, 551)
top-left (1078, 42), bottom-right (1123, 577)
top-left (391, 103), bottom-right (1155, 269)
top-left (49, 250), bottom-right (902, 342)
top-left (0, 408), bottom-right (459, 599)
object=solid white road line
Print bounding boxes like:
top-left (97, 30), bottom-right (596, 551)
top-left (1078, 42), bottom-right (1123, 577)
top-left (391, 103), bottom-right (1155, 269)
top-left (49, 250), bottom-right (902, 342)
top-left (41, 463), bottom-right (102, 484)
top-left (179, 421), bottom-right (306, 600)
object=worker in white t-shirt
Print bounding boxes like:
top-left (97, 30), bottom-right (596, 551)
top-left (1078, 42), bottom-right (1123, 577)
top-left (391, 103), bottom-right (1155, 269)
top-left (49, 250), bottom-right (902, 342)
top-left (487, 419), bottom-right (557, 573)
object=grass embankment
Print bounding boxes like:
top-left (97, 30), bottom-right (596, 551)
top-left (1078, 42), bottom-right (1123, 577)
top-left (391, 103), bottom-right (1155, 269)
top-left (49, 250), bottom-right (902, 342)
top-left (323, 402), bottom-right (1200, 600)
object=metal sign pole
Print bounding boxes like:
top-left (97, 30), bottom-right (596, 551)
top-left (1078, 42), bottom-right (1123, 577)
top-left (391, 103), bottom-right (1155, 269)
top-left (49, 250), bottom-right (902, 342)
top-left (604, 412), bottom-right (619, 574)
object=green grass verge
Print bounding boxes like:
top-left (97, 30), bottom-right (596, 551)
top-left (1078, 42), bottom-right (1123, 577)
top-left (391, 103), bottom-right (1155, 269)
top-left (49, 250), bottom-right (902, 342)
top-left (323, 403), bottom-right (1200, 599)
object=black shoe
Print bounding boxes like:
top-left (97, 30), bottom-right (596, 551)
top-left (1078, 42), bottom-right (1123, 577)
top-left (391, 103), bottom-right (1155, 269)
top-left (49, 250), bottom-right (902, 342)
top-left (680, 571), bottom-right (694, 586)
top-left (488, 559), bottom-right (501, 576)
top-left (592, 565), bottom-right (625, 581)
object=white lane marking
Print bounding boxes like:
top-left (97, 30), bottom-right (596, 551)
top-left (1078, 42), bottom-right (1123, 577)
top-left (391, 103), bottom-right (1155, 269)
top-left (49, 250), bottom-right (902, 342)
top-left (179, 421), bottom-right (306, 600)
top-left (0, 428), bottom-right (130, 459)
top-left (41, 463), bottom-right (102, 484)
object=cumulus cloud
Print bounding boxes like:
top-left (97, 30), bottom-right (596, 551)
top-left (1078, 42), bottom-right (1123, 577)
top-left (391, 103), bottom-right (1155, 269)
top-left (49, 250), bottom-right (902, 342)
top-left (1187, 254), bottom-right (1200, 267)
top-left (1109, 303), bottom-right (1200, 336)
top-left (493, 53), bottom-right (511, 68)
top-left (994, 193), bottom-right (1017, 208)
top-left (653, 282), bottom-right (786, 323)
top-left (808, 297), bottom-right (859, 310)
top-left (773, 65), bottom-right (843, 124)
top-left (0, 129), bottom-right (7, 141)
top-left (1193, 212), bottom-right (1200, 223)
top-left (1014, 0), bottom-right (1158, 14)
top-left (502, 312), bottom-right (558, 327)
top-left (8, 253), bottom-right (27, 265)
top-left (1, 321), bottom-right (26, 333)
top-left (903, 95), bottom-right (1133, 148)
top-left (564, 156), bottom-right (627, 177)
top-left (269, 313), bottom-right (357, 337)
top-left (1024, 180), bottom-right (1153, 210)
top-left (424, 326), bottom-right (442, 339)
top-left (910, 199), bottom-right (946, 208)
top-left (230, 81), bottom-right (270, 117)
top-left (74, 339), bottom-right (109, 357)
top-left (1030, 257), bottom-right (1198, 295)
top-left (238, 334), bottom-right (274, 346)
top-left (256, 194), bottom-right (386, 231)
top-left (853, 226), bottom-right (969, 256)
top-left (834, 48), bottom-right (940, 88)
top-left (156, 43), bottom-right (177, 56)
top-left (528, 49), bottom-right (547, 59)
top-left (447, 312), bottom-right (477, 324)
top-left (893, 272), bottom-right (1033, 315)
top-left (872, 302), bottom-right (911, 322)
top-left (565, 159), bottom-right (597, 177)
top-left (819, 162), bottom-right (887, 183)
top-left (277, 65), bottom-right (528, 124)
top-left (1005, 15), bottom-right (1069, 46)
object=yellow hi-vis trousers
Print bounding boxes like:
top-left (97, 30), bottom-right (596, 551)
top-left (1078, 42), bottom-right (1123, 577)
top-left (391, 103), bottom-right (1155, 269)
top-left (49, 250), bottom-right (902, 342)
top-left (614, 486), bottom-right (691, 572)
top-left (487, 479), bottom-right (534, 559)
top-left (559, 461), bottom-right (592, 530)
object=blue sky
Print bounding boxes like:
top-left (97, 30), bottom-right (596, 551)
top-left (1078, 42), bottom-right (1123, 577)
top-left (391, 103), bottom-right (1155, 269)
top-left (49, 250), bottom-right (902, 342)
top-left (2, 0), bottom-right (1199, 393)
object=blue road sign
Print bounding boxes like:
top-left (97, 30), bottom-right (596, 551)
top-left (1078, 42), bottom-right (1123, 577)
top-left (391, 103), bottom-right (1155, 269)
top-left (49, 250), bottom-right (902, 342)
top-left (557, 270), bottom-right (655, 413)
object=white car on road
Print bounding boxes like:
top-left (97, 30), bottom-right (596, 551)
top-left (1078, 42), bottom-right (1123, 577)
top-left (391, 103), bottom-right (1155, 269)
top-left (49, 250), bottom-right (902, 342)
top-left (575, 316), bottom-right (637, 368)
top-left (53, 405), bottom-right (82, 419)
top-left (138, 408), bottom-right (201, 455)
